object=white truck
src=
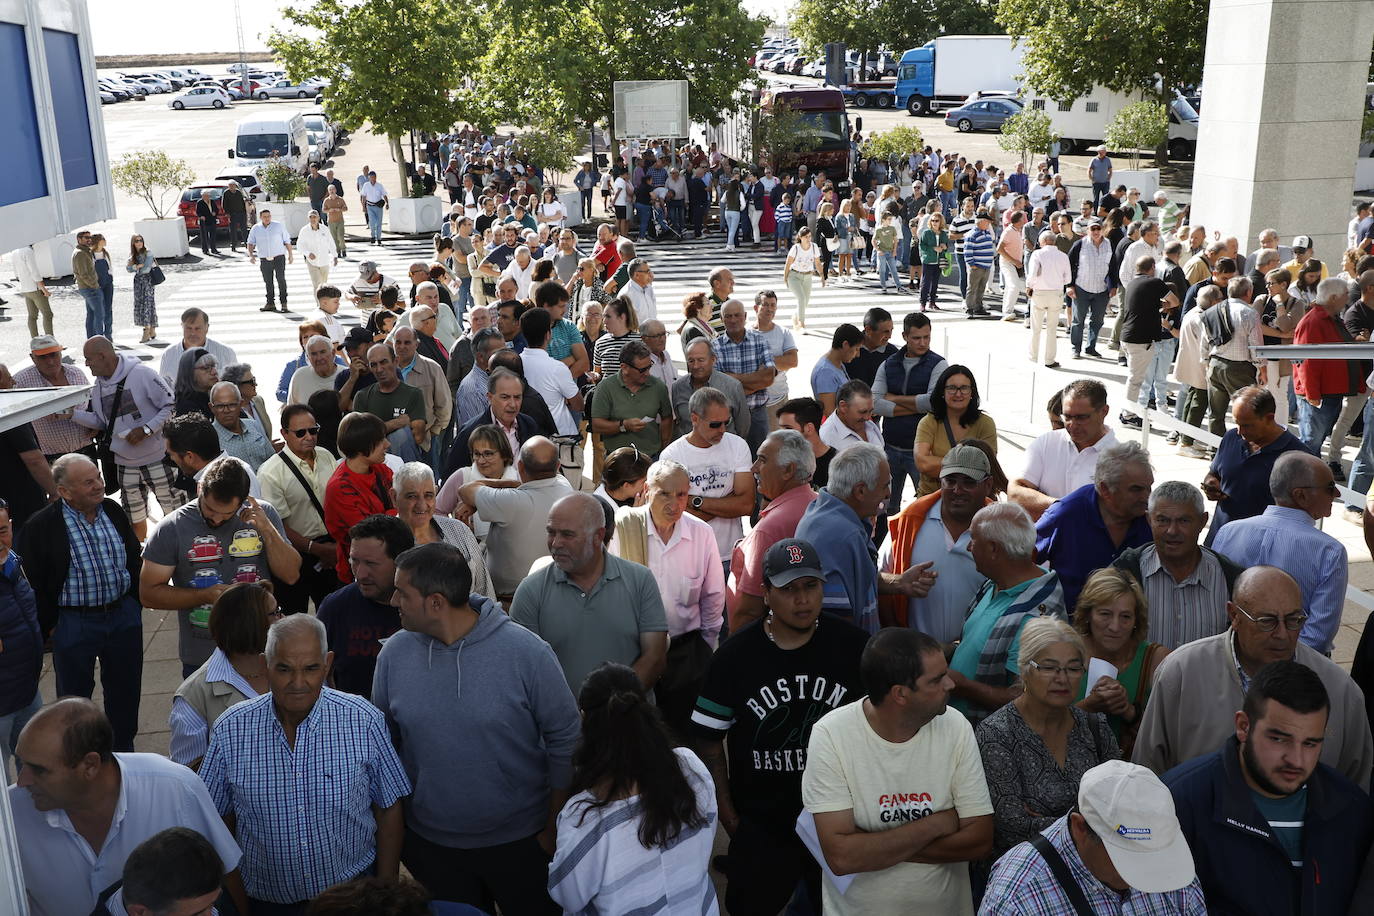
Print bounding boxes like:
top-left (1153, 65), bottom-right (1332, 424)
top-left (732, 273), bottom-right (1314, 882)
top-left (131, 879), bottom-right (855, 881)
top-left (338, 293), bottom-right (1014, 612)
top-left (1023, 87), bottom-right (1200, 159)
top-left (895, 36), bottom-right (1025, 115)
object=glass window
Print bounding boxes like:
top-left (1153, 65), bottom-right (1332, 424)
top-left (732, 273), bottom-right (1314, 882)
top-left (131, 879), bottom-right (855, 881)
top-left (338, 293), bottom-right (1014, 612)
top-left (0, 23), bottom-right (47, 206)
top-left (43, 29), bottom-right (97, 191)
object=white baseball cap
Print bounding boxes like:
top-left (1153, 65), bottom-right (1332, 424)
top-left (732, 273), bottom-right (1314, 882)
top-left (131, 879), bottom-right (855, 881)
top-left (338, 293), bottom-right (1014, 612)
top-left (1077, 760), bottom-right (1195, 893)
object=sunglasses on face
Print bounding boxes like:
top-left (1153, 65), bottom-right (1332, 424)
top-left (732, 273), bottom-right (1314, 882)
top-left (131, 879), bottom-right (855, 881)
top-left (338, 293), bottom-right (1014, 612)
top-left (288, 426), bottom-right (322, 438)
top-left (706, 420), bottom-right (728, 429)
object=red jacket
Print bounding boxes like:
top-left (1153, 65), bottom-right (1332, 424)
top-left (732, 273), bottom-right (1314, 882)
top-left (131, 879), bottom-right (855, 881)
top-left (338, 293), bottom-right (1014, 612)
top-left (324, 461), bottom-right (396, 583)
top-left (1293, 307), bottom-right (1366, 399)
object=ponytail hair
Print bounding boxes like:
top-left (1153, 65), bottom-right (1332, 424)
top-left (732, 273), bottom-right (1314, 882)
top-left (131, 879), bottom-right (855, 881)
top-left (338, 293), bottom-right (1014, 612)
top-left (568, 663), bottom-right (705, 849)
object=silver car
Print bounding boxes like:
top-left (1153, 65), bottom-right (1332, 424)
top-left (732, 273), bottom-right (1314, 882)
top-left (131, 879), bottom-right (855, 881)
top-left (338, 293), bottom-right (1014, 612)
top-left (169, 85), bottom-right (234, 110)
top-left (256, 79), bottom-right (316, 100)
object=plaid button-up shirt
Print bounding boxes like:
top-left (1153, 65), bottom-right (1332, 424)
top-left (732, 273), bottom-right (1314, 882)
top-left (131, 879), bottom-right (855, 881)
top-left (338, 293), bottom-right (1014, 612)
top-left (200, 687), bottom-right (411, 904)
top-left (712, 330), bottom-right (775, 408)
top-left (59, 500), bottom-right (129, 608)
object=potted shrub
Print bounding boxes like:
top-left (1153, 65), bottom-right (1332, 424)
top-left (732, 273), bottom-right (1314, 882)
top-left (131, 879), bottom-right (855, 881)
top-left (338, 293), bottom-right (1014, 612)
top-left (1104, 101), bottom-right (1168, 199)
top-left (258, 154), bottom-right (313, 239)
top-left (998, 109), bottom-right (1058, 171)
top-left (388, 173), bottom-right (443, 234)
top-left (110, 149), bottom-right (196, 257)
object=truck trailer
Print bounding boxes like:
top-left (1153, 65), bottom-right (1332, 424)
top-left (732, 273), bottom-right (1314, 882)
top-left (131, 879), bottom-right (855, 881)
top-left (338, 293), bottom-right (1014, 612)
top-left (896, 36), bottom-right (1024, 116)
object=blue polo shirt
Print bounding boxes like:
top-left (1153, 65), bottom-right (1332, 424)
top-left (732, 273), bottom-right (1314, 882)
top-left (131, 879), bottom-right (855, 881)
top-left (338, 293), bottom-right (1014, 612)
top-left (795, 489), bottom-right (877, 633)
top-left (1205, 428), bottom-right (1310, 546)
top-left (1035, 484), bottom-right (1151, 613)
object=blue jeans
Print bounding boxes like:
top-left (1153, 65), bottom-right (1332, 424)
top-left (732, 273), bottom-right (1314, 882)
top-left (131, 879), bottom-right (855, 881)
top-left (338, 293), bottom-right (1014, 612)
top-left (1349, 396), bottom-right (1374, 509)
top-left (1138, 338), bottom-right (1177, 410)
top-left (940, 190), bottom-right (956, 215)
top-left (774, 221), bottom-right (793, 252)
top-left (366, 202), bottom-right (384, 241)
top-left (878, 252), bottom-right (901, 290)
top-left (634, 202), bottom-right (652, 240)
top-left (0, 689), bottom-right (41, 785)
top-left (723, 209), bottom-right (741, 247)
top-left (897, 228), bottom-right (911, 265)
top-left (51, 595), bottom-right (143, 751)
top-left (668, 200), bottom-right (685, 231)
top-left (886, 446), bottom-right (921, 514)
top-left (957, 252), bottom-right (968, 297)
top-left (1092, 181), bottom-right (1110, 204)
top-left (1298, 396), bottom-right (1344, 456)
top-left (919, 263), bottom-right (942, 306)
top-left (80, 287), bottom-right (107, 338)
top-left (454, 277), bottom-right (473, 328)
top-left (1070, 287), bottom-right (1109, 353)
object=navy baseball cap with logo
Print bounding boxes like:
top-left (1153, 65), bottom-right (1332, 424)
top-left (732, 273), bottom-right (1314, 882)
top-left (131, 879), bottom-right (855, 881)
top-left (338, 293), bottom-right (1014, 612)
top-left (764, 538), bottom-right (825, 587)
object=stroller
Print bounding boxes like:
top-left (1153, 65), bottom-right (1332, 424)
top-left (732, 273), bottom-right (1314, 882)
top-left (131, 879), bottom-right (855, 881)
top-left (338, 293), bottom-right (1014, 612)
top-left (648, 191), bottom-right (683, 242)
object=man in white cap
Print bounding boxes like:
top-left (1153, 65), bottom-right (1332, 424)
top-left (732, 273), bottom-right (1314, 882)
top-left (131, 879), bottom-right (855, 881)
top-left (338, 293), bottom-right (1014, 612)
top-left (981, 759), bottom-right (1205, 912)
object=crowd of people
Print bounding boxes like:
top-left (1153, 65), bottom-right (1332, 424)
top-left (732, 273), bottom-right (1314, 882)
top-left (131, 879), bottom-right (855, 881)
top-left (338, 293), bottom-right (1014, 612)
top-left (5, 129), bottom-right (1374, 916)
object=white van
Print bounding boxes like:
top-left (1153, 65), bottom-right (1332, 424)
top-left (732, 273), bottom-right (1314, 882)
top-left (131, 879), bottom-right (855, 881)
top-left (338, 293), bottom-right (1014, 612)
top-left (1023, 87), bottom-right (1200, 160)
top-left (228, 113), bottom-right (310, 174)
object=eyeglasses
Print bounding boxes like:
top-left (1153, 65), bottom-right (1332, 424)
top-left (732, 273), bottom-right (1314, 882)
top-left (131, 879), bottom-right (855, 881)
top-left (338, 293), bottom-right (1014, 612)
top-left (472, 449), bottom-right (502, 461)
top-left (239, 378), bottom-right (257, 386)
top-left (625, 362), bottom-right (652, 374)
top-left (706, 420), bottom-right (728, 429)
top-left (210, 402), bottom-right (240, 410)
top-left (1295, 482), bottom-right (1339, 496)
top-left (944, 385), bottom-right (973, 395)
top-left (1028, 659), bottom-right (1086, 678)
top-left (288, 426), bottom-right (322, 438)
top-left (1233, 603), bottom-right (1308, 633)
top-left (642, 332), bottom-right (667, 339)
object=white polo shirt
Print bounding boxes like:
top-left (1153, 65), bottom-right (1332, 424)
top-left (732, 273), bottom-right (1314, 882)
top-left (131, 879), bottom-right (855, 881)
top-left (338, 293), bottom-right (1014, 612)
top-left (1019, 427), bottom-right (1119, 500)
top-left (522, 346), bottom-right (580, 436)
top-left (819, 412), bottom-right (883, 453)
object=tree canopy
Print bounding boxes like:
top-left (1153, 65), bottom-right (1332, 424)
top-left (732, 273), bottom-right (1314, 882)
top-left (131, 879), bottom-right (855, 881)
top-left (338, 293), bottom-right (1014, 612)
top-left (792, 0), bottom-right (999, 73)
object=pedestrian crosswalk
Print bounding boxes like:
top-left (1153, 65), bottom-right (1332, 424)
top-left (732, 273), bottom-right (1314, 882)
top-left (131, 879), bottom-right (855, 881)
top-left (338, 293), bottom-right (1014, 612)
top-left (111, 225), bottom-right (993, 393)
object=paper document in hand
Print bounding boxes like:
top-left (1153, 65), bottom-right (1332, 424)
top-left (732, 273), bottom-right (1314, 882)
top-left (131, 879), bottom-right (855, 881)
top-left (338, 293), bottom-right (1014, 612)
top-left (1086, 657), bottom-right (1119, 689)
top-left (796, 809), bottom-right (855, 895)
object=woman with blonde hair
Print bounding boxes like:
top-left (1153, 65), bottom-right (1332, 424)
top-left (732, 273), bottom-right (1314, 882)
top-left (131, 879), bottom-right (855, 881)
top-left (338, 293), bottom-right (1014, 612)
top-left (975, 616), bottom-right (1119, 862)
top-left (1071, 566), bottom-right (1169, 756)
top-left (678, 291), bottom-right (714, 347)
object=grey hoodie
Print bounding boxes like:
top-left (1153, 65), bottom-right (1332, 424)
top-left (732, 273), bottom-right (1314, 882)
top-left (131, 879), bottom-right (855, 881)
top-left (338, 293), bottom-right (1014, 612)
top-left (371, 594), bottom-right (580, 848)
top-left (70, 353), bottom-right (175, 467)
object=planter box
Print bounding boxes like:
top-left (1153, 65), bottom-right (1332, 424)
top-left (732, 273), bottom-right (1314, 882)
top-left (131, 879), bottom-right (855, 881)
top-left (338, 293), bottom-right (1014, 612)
top-left (133, 218), bottom-right (189, 259)
top-left (389, 195), bottom-right (444, 234)
top-left (1115, 168), bottom-right (1159, 201)
top-left (33, 233), bottom-right (77, 279)
top-left (271, 201), bottom-right (313, 240)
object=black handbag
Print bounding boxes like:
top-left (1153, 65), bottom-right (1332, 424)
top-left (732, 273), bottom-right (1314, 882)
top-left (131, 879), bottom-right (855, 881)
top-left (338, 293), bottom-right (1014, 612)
top-left (149, 264), bottom-right (166, 286)
top-left (93, 378), bottom-right (128, 495)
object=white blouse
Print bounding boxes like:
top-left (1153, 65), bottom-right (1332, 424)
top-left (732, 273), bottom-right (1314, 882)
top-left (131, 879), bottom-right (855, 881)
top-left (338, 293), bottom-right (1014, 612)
top-left (788, 242), bottom-right (822, 274)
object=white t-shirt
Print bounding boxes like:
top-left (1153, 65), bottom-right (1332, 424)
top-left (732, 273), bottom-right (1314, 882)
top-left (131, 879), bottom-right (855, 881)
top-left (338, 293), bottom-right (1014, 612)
top-left (522, 347), bottom-right (580, 436)
top-left (288, 363), bottom-right (343, 406)
top-left (753, 323), bottom-right (797, 403)
top-left (1019, 426), bottom-right (1119, 500)
top-left (613, 176), bottom-right (630, 207)
top-left (312, 309), bottom-right (347, 345)
top-left (803, 701), bottom-right (993, 916)
top-left (788, 243), bottom-right (822, 274)
top-left (660, 432), bottom-right (752, 561)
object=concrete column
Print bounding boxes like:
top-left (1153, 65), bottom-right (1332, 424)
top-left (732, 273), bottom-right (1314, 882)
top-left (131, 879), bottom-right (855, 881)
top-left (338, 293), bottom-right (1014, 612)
top-left (1188, 0), bottom-right (1374, 260)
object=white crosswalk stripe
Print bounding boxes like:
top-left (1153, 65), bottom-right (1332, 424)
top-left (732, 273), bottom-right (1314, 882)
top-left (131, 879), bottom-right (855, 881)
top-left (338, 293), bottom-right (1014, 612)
top-left (112, 228), bottom-right (998, 385)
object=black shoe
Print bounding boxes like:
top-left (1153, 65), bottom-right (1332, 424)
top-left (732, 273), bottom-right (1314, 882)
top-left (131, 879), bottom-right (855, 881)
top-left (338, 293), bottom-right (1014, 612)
top-left (1119, 412), bottom-right (1143, 429)
top-left (260, 304), bottom-right (277, 312)
top-left (1118, 356), bottom-right (1128, 366)
top-left (279, 305), bottom-right (290, 314)
top-left (1084, 348), bottom-right (1103, 358)
top-left (1045, 361), bottom-right (1060, 369)
top-left (1330, 461), bottom-right (1347, 482)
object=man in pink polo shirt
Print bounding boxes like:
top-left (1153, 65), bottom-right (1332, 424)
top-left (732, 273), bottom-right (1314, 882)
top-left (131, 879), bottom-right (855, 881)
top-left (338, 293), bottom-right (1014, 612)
top-left (729, 429), bottom-right (818, 630)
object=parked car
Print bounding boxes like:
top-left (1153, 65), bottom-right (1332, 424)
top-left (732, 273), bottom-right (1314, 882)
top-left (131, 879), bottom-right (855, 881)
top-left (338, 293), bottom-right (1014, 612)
top-left (214, 169), bottom-right (268, 204)
top-left (170, 85), bottom-right (234, 110)
top-left (97, 80), bottom-right (130, 101)
top-left (126, 73), bottom-right (172, 93)
top-left (944, 96), bottom-right (1023, 132)
top-left (257, 79), bottom-right (317, 100)
top-left (117, 78), bottom-right (149, 97)
top-left (301, 112), bottom-right (335, 154)
top-left (177, 183), bottom-right (233, 234)
top-left (99, 90), bottom-right (117, 105)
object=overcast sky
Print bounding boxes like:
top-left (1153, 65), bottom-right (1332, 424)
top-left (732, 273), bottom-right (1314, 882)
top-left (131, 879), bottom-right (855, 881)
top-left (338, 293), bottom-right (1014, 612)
top-left (90, 0), bottom-right (790, 56)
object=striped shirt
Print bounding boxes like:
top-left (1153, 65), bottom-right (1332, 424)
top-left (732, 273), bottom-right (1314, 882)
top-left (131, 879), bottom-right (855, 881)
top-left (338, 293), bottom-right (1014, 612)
top-left (1075, 237), bottom-right (1115, 294)
top-left (1135, 545), bottom-right (1231, 650)
top-left (13, 364), bottom-right (94, 455)
top-left (199, 688), bottom-right (411, 904)
top-left (593, 332), bottom-right (641, 376)
top-left (713, 330), bottom-right (776, 408)
top-left (548, 747), bottom-right (718, 915)
top-left (1207, 299), bottom-right (1264, 365)
top-left (949, 214), bottom-right (976, 253)
top-left (58, 500), bottom-right (130, 607)
top-left (1211, 505), bottom-right (1347, 654)
top-left (774, 203), bottom-right (793, 225)
top-left (981, 816), bottom-right (1208, 915)
top-left (963, 227), bottom-right (995, 269)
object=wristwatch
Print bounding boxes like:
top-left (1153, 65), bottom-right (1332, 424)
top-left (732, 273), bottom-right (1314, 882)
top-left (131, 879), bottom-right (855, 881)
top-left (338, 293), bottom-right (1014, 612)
top-left (691, 495), bottom-right (704, 510)
top-left (618, 420), bottom-right (626, 433)
top-left (140, 425), bottom-right (151, 437)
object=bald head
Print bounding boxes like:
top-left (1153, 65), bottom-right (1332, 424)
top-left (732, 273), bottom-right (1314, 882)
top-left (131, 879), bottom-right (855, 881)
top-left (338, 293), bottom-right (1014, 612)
top-left (23, 697), bottom-right (114, 767)
top-left (518, 436), bottom-right (560, 478)
top-left (552, 491), bottom-right (605, 533)
top-left (1233, 566), bottom-right (1302, 611)
top-left (1270, 451), bottom-right (1329, 505)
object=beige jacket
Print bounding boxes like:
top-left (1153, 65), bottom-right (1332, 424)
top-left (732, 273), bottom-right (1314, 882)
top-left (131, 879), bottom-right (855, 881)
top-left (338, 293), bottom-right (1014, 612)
top-left (1132, 630), bottom-right (1372, 790)
top-left (401, 353), bottom-right (452, 444)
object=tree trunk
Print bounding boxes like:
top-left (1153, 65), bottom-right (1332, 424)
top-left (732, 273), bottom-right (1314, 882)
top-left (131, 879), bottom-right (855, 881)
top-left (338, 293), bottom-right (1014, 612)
top-left (1154, 89), bottom-right (1170, 167)
top-left (390, 133), bottom-right (409, 195)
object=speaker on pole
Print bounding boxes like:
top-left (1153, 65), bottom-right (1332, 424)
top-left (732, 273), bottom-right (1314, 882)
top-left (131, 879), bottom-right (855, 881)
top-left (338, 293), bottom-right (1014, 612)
top-left (825, 42), bottom-right (848, 86)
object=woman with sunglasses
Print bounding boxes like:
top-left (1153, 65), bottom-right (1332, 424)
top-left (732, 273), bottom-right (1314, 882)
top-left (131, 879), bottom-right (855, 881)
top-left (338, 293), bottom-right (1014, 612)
top-left (127, 235), bottom-right (159, 343)
top-left (168, 581), bottom-right (279, 771)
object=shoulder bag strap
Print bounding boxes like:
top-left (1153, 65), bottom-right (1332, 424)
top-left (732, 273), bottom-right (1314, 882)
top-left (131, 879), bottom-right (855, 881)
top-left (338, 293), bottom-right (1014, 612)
top-left (1133, 643), bottom-right (1159, 708)
top-left (276, 450), bottom-right (327, 525)
top-left (100, 378), bottom-right (128, 446)
top-left (943, 415), bottom-right (958, 448)
top-left (1030, 833), bottom-right (1097, 916)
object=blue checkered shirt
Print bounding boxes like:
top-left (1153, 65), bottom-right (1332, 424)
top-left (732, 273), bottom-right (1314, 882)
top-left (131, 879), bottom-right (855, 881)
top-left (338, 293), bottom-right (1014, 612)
top-left (981, 816), bottom-right (1207, 915)
top-left (712, 330), bottom-right (776, 408)
top-left (58, 500), bottom-right (129, 607)
top-left (199, 687), bottom-right (412, 904)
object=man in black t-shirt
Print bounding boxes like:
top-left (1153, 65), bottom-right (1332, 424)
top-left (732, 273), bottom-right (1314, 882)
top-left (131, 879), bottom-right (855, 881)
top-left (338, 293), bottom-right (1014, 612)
top-left (316, 514), bottom-right (413, 698)
top-left (1118, 255), bottom-right (1179, 428)
top-left (692, 538), bottom-right (869, 916)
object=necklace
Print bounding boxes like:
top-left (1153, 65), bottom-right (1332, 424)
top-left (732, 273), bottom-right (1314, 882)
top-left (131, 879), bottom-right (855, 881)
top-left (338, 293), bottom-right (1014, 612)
top-left (764, 610), bottom-right (817, 645)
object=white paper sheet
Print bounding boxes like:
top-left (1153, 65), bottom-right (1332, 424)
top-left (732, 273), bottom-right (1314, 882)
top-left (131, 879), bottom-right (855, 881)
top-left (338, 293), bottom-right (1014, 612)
top-left (1086, 657), bottom-right (1119, 689)
top-left (796, 809), bottom-right (855, 895)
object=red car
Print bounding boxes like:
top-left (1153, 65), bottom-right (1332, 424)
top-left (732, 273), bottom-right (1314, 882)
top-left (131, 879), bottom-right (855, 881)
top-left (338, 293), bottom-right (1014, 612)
top-left (177, 182), bottom-right (233, 234)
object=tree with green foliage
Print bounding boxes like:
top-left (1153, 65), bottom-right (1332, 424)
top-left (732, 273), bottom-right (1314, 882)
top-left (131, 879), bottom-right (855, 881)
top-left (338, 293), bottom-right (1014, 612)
top-left (998, 109), bottom-right (1058, 168)
top-left (862, 125), bottom-right (925, 165)
top-left (793, 0), bottom-right (998, 77)
top-left (748, 101), bottom-right (822, 171)
top-left (1104, 101), bottom-right (1168, 169)
top-left (997, 0), bottom-right (1202, 162)
top-left (460, 0), bottom-right (765, 163)
top-left (268, 0), bottom-right (477, 192)
top-left (110, 150), bottom-right (196, 220)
